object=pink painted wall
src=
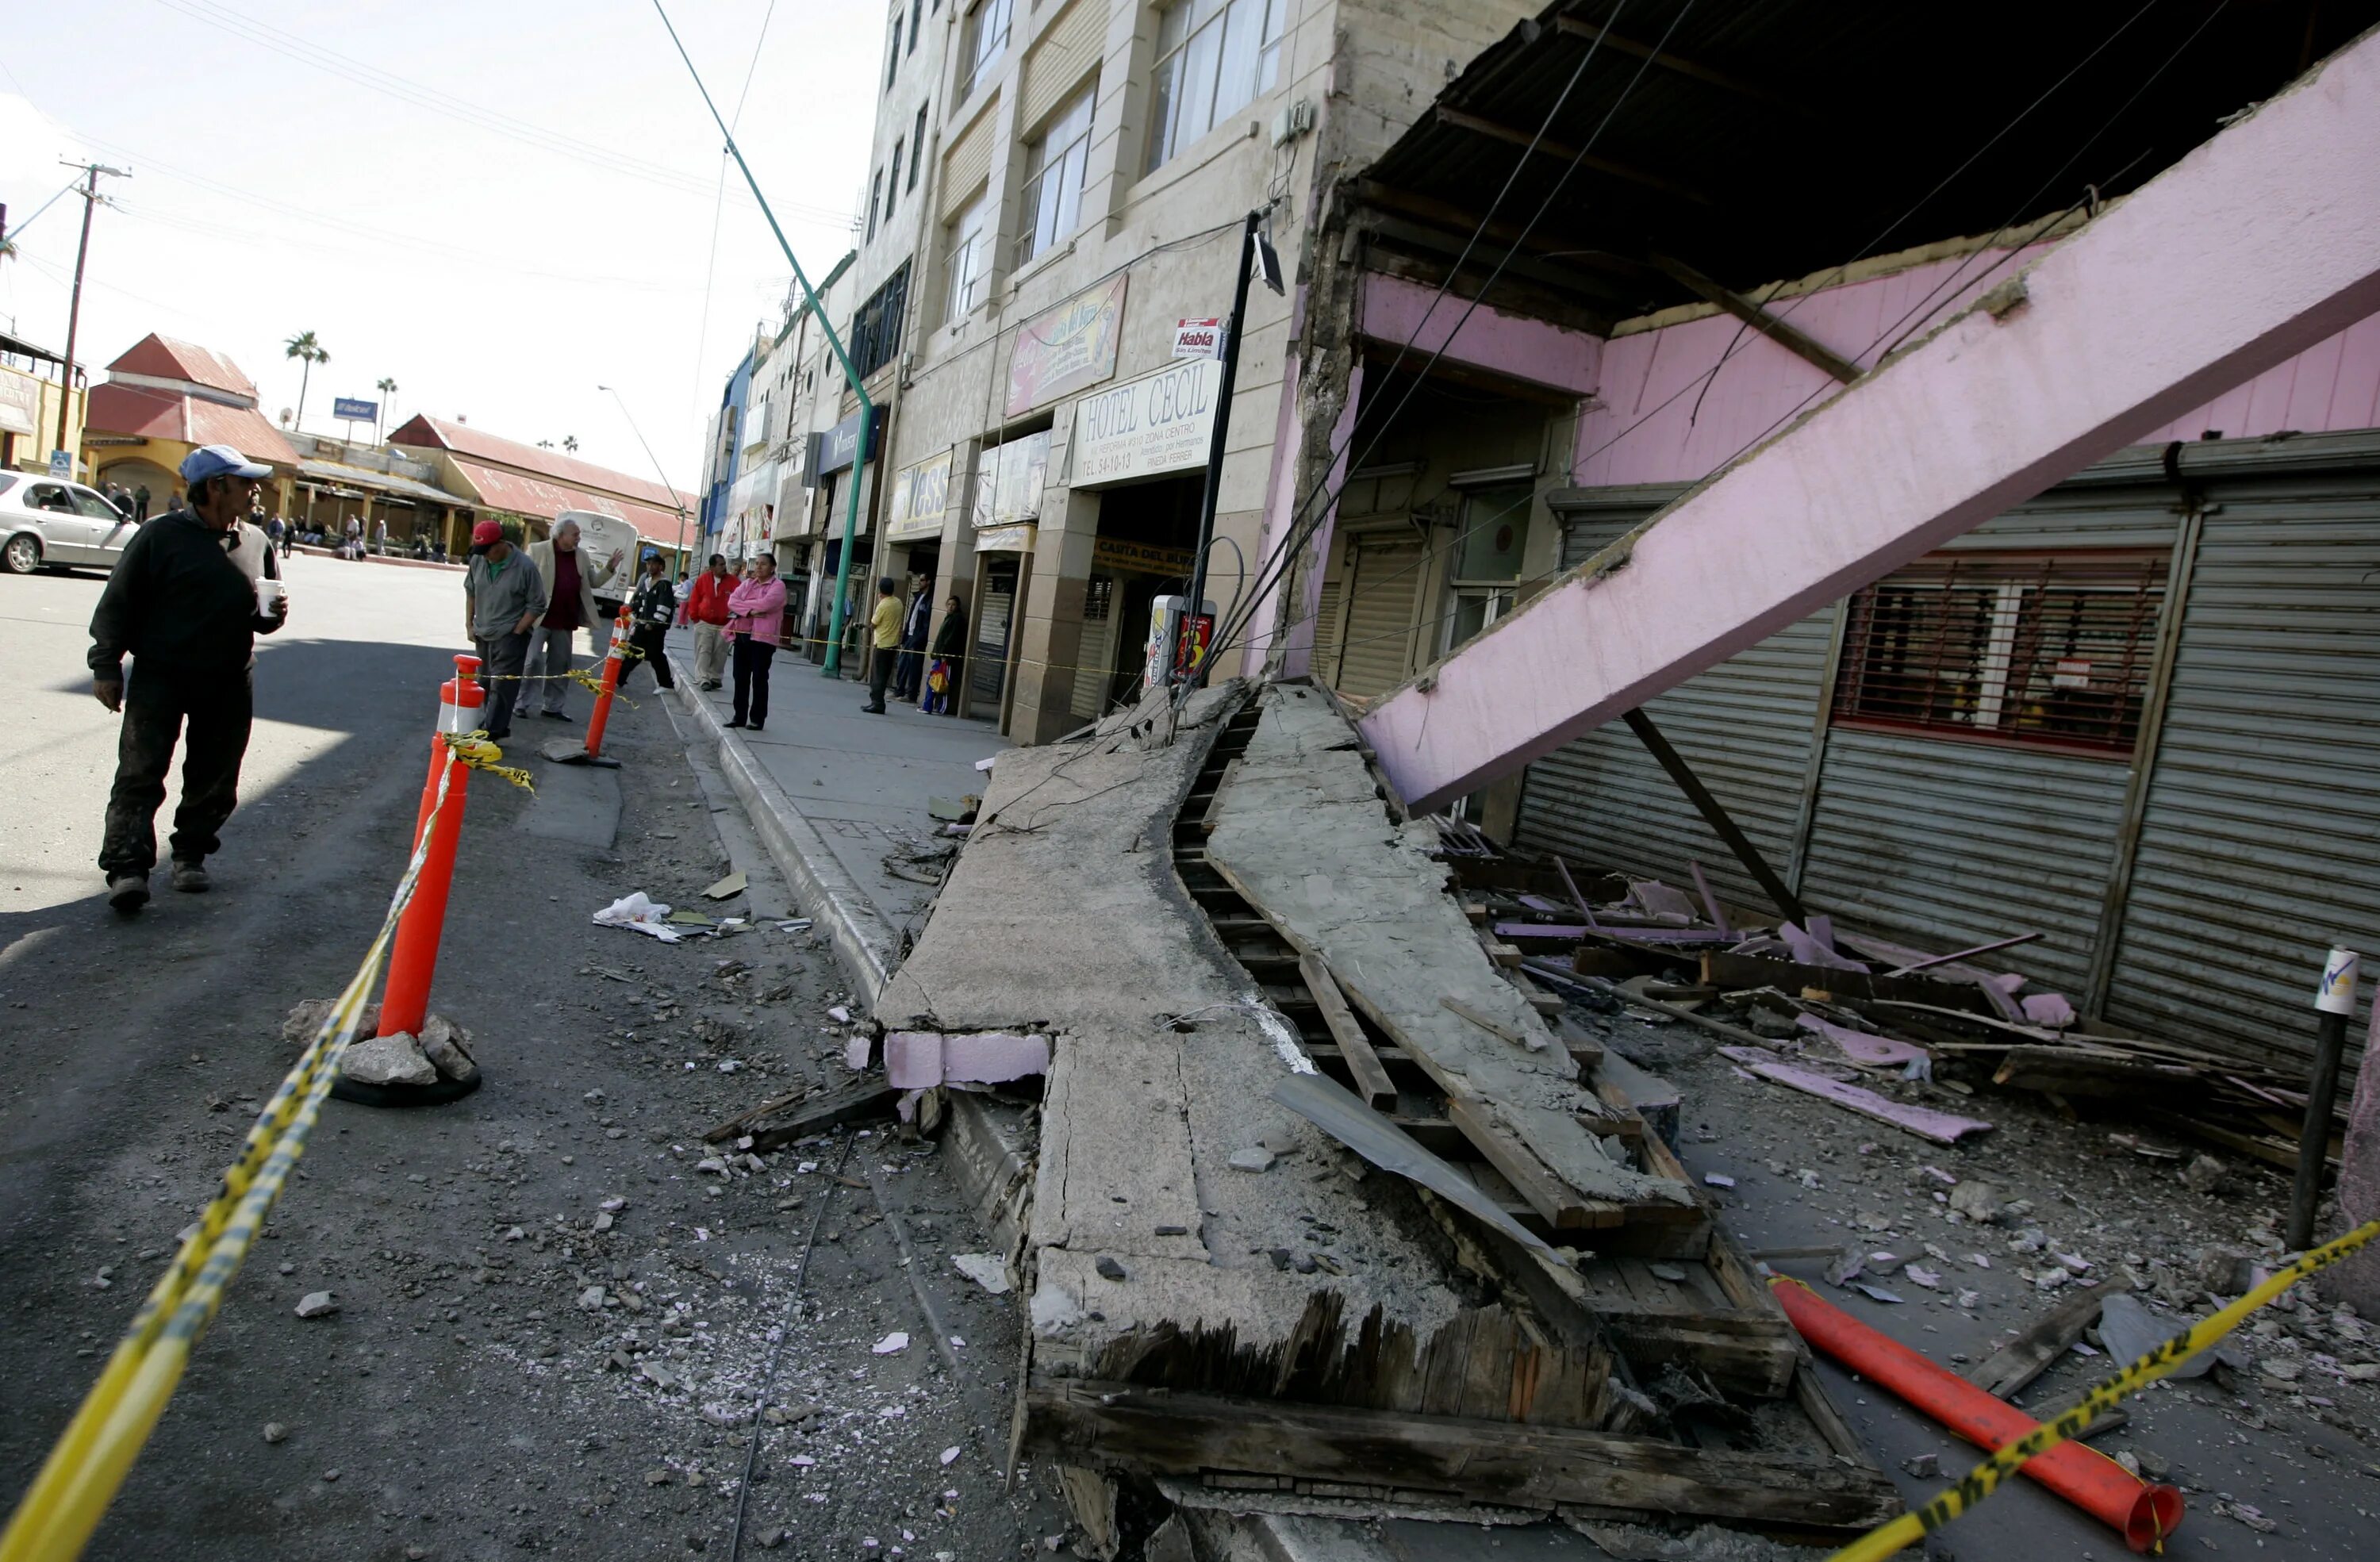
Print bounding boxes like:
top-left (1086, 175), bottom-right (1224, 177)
top-left (1579, 250), bottom-right (2380, 489)
top-left (1359, 271), bottom-right (1601, 395)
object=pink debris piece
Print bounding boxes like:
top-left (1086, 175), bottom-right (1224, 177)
top-left (882, 1031), bottom-right (1052, 1090)
top-left (2021, 991), bottom-right (2078, 1029)
top-left (1795, 1013), bottom-right (1929, 1069)
top-left (1717, 1046), bottom-right (1992, 1146)
top-left (1780, 922), bottom-right (1868, 973)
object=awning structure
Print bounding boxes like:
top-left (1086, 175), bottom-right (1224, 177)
top-left (449, 457), bottom-right (689, 546)
top-left (294, 459), bottom-right (473, 509)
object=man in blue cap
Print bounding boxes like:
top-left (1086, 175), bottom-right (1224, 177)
top-left (87, 443), bottom-right (291, 913)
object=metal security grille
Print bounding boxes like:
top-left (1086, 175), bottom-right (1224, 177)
top-left (1834, 551), bottom-right (2167, 757)
top-left (850, 263), bottom-right (912, 382)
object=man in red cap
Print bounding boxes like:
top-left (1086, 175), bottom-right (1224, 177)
top-left (462, 520), bottom-right (544, 743)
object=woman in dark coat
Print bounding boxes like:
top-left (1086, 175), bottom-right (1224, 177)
top-left (922, 595), bottom-right (966, 714)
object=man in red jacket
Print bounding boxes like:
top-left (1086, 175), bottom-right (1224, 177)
top-left (680, 553), bottom-right (735, 690)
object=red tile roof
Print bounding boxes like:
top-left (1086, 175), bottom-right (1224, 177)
top-left (104, 333), bottom-right (259, 400)
top-left (86, 382), bottom-right (301, 465)
top-left (389, 413), bottom-right (694, 516)
top-left (447, 458), bottom-right (689, 545)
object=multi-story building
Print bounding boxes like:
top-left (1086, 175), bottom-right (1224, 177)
top-left (808, 0), bottom-right (1539, 737)
top-left (697, 343), bottom-right (757, 563)
top-left (1, 329), bottom-right (86, 478)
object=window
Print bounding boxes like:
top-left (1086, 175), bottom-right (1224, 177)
top-left (1442, 484), bottom-right (1531, 654)
top-left (867, 168), bottom-right (884, 240)
top-left (962, 0), bottom-right (1012, 97)
top-left (1833, 551), bottom-right (2168, 756)
top-left (850, 263), bottom-right (912, 380)
top-left (908, 105), bottom-right (928, 189)
top-left (888, 140), bottom-right (904, 220)
top-left (909, 0), bottom-right (922, 51)
top-left (1146, 0), bottom-right (1284, 173)
top-left (944, 189), bottom-right (991, 320)
top-left (887, 14), bottom-right (904, 87)
top-left (1017, 88), bottom-right (1095, 264)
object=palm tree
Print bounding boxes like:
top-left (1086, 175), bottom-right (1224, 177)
top-left (537, 439), bottom-right (554, 449)
top-left (562, 435), bottom-right (579, 454)
top-left (283, 331), bottom-right (329, 432)
top-left (375, 377), bottom-right (398, 443)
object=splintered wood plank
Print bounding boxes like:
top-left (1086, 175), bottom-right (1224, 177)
top-left (1300, 955), bottom-right (1396, 1108)
top-left (1206, 690), bottom-right (1695, 1232)
top-left (1023, 1377), bottom-right (1904, 1530)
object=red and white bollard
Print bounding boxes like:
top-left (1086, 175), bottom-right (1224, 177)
top-left (551, 604), bottom-right (632, 767)
top-left (377, 654), bottom-right (482, 1040)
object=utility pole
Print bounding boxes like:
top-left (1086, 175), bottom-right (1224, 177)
top-left (55, 161), bottom-right (130, 471)
top-left (1175, 208), bottom-right (1284, 689)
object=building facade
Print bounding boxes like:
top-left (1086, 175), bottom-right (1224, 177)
top-left (1, 331), bottom-right (86, 478)
top-left (390, 413), bottom-right (695, 566)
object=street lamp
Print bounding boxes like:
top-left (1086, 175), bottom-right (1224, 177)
top-left (597, 384), bottom-right (689, 573)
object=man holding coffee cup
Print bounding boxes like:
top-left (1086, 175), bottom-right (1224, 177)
top-left (87, 443), bottom-right (292, 913)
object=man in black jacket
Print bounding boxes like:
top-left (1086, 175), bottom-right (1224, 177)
top-left (88, 444), bottom-right (290, 913)
top-left (615, 551), bottom-right (678, 693)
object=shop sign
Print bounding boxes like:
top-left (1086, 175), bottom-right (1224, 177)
top-left (332, 396), bottom-right (378, 424)
top-left (1069, 357), bottom-right (1222, 489)
top-left (971, 431), bottom-right (1051, 530)
top-left (885, 448), bottom-right (954, 543)
top-left (975, 522), bottom-right (1037, 554)
top-left (1006, 275), bottom-right (1127, 417)
top-left (1172, 317), bottom-right (1222, 359)
top-left (0, 372), bottom-right (40, 436)
top-left (818, 405), bottom-right (881, 474)
top-left (1091, 536), bottom-right (1196, 578)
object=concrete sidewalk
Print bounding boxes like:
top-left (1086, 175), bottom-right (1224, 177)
top-left (662, 627), bottom-right (1007, 998)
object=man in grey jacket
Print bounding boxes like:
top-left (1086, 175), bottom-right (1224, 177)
top-left (523, 518), bottom-right (624, 722)
top-left (463, 520), bottom-right (544, 743)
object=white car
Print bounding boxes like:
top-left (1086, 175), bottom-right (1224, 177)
top-left (0, 474), bottom-right (139, 574)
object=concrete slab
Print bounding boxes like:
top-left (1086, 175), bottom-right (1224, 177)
top-left (515, 756), bottom-right (620, 849)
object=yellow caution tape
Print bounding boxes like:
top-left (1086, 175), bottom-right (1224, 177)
top-left (1826, 1218), bottom-right (2380, 1562)
top-left (443, 731), bottom-right (536, 793)
top-left (0, 749), bottom-right (476, 1562)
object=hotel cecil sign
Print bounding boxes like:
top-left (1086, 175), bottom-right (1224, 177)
top-left (1069, 357), bottom-right (1223, 489)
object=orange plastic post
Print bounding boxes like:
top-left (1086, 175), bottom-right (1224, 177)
top-left (581, 606), bottom-right (632, 760)
top-left (1771, 1276), bottom-right (2184, 1552)
top-left (378, 657), bottom-right (483, 1039)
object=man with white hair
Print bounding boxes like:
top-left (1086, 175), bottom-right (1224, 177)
top-left (523, 518), bottom-right (624, 722)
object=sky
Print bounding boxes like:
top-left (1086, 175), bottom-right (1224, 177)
top-left (0, 0), bottom-right (885, 493)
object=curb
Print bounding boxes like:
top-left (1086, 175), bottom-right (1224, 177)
top-left (666, 654), bottom-right (899, 1003)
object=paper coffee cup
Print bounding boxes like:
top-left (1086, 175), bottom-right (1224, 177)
top-left (256, 578), bottom-right (287, 616)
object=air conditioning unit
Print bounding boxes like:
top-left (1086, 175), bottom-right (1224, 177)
top-left (1269, 98), bottom-right (1315, 148)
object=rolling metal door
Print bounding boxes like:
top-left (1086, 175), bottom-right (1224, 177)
top-left (1796, 485), bottom-right (2178, 996)
top-left (2102, 458), bottom-right (2380, 1069)
top-left (1514, 506), bottom-right (1829, 914)
top-left (1310, 578), bottom-right (1345, 684)
top-left (1332, 534), bottom-right (1423, 697)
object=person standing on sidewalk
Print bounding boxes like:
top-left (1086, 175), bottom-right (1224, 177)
top-left (892, 574), bottom-right (932, 703)
top-left (724, 555), bottom-right (786, 731)
top-left (862, 576), bottom-right (902, 715)
top-left (523, 519), bottom-right (624, 723)
top-left (922, 594), bottom-right (966, 715)
top-left (87, 444), bottom-right (292, 913)
top-left (463, 520), bottom-right (544, 744)
top-left (682, 553), bottom-right (735, 690)
top-left (616, 553), bottom-right (678, 693)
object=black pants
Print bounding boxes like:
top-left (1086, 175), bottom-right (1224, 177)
top-left (474, 631), bottom-right (529, 739)
top-left (867, 646), bottom-right (897, 709)
top-left (619, 624), bottom-right (675, 691)
top-left (892, 644), bottom-right (924, 700)
top-left (101, 667), bottom-right (254, 877)
top-left (732, 635), bottom-right (775, 725)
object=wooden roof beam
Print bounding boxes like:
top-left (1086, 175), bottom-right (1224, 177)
top-left (1433, 106), bottom-right (1714, 208)
top-left (1649, 252), bottom-right (1862, 383)
top-left (1553, 13), bottom-right (1816, 118)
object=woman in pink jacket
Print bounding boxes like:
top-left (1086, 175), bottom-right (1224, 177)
top-left (724, 555), bottom-right (787, 731)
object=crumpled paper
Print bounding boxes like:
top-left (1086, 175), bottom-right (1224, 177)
top-left (593, 892), bottom-right (681, 942)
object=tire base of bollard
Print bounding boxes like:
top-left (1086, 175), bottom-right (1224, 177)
top-left (539, 739), bottom-right (623, 768)
top-left (329, 1071), bottom-right (485, 1109)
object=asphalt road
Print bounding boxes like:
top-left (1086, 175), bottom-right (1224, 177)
top-left (0, 555), bottom-right (1067, 1559)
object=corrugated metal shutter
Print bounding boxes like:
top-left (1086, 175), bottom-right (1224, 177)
top-left (2102, 457), bottom-right (2380, 1070)
top-left (1071, 575), bottom-right (1116, 720)
top-left (1333, 533), bottom-right (1422, 697)
top-left (1513, 504), bottom-right (1829, 912)
top-left (1795, 486), bottom-right (2180, 996)
top-left (1311, 578), bottom-right (1344, 684)
top-left (1020, 0), bottom-right (1104, 133)
top-left (942, 102), bottom-right (997, 217)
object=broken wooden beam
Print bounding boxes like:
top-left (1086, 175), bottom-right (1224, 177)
top-left (1299, 955), bottom-right (1397, 1109)
top-left (1718, 1047), bottom-right (1994, 1146)
top-left (1023, 1377), bottom-right (1904, 1531)
top-left (1965, 1281), bottom-right (2117, 1400)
